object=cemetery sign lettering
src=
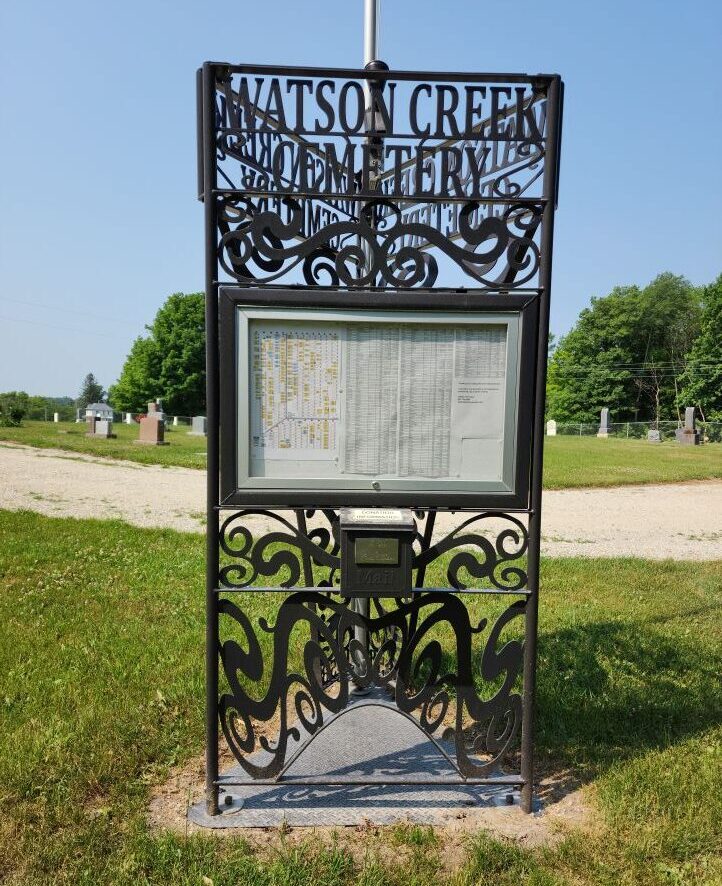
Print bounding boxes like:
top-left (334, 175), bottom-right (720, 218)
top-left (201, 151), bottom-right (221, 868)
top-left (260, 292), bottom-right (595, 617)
top-left (198, 62), bottom-right (563, 820)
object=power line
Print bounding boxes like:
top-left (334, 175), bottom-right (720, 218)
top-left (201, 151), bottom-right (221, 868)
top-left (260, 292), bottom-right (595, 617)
top-left (549, 364), bottom-right (721, 376)
top-left (0, 315), bottom-right (121, 338)
top-left (0, 297), bottom-right (141, 328)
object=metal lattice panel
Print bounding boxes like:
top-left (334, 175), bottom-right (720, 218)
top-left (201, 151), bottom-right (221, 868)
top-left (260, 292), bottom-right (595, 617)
top-left (198, 61), bottom-right (563, 819)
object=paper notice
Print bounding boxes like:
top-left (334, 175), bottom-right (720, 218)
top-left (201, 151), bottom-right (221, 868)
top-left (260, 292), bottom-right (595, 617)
top-left (248, 317), bottom-right (510, 484)
top-left (250, 324), bottom-right (341, 460)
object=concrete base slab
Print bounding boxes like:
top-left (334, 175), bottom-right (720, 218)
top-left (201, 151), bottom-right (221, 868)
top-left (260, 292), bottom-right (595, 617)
top-left (188, 700), bottom-right (524, 828)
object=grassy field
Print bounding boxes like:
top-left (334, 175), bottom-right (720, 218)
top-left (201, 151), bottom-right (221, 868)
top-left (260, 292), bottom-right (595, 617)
top-left (0, 420), bottom-right (207, 469)
top-left (1, 421), bottom-right (721, 488)
top-left (1, 509), bottom-right (720, 884)
top-left (542, 436), bottom-right (722, 488)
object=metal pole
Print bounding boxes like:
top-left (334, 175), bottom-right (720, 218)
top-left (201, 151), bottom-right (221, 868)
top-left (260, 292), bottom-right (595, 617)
top-left (202, 63), bottom-right (221, 817)
top-left (520, 76), bottom-right (562, 814)
top-left (352, 0), bottom-right (381, 678)
top-left (364, 0), bottom-right (379, 65)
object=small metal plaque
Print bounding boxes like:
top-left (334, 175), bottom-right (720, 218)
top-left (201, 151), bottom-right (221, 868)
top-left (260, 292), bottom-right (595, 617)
top-left (348, 508), bottom-right (407, 523)
top-left (355, 537), bottom-right (399, 566)
top-left (340, 507), bottom-right (415, 530)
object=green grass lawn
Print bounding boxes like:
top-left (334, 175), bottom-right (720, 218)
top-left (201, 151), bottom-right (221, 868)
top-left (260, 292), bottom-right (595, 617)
top-left (542, 435), bottom-right (722, 489)
top-left (0, 420), bottom-right (208, 469)
top-left (1, 509), bottom-right (720, 884)
top-left (1, 421), bottom-right (722, 488)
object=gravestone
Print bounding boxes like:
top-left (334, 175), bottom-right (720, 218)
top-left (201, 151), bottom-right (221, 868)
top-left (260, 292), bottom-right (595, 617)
top-left (125, 412), bottom-right (133, 424)
top-left (189, 415), bottom-right (207, 436)
top-left (546, 419), bottom-right (557, 436)
top-left (173, 415), bottom-right (179, 427)
top-left (597, 408), bottom-right (610, 438)
top-left (675, 407), bottom-right (700, 445)
top-left (147, 400), bottom-right (166, 425)
top-left (86, 417), bottom-right (116, 438)
top-left (136, 415), bottom-right (169, 446)
top-left (94, 419), bottom-right (116, 438)
top-left (647, 429), bottom-right (661, 443)
top-left (53, 412), bottom-right (59, 423)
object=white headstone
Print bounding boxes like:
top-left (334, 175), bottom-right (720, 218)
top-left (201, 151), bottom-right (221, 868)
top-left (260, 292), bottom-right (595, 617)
top-left (597, 407), bottom-right (611, 438)
top-left (173, 415), bottom-right (179, 427)
top-left (95, 419), bottom-right (113, 438)
top-left (647, 429), bottom-right (661, 443)
top-left (125, 412), bottom-right (133, 425)
top-left (675, 407), bottom-right (700, 445)
top-left (189, 415), bottom-right (207, 436)
top-left (53, 412), bottom-right (59, 423)
top-left (546, 419), bottom-right (557, 436)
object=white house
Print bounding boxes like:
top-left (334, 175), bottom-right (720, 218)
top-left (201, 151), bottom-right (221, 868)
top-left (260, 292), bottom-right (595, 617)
top-left (85, 403), bottom-right (114, 421)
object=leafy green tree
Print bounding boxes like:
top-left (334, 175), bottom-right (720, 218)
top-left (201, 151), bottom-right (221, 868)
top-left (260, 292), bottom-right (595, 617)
top-left (0, 391), bottom-right (29, 426)
top-left (679, 273), bottom-right (722, 420)
top-left (546, 274), bottom-right (701, 423)
top-left (547, 285), bottom-right (644, 422)
top-left (152, 292), bottom-right (205, 415)
top-left (107, 336), bottom-right (160, 412)
top-left (47, 396), bottom-right (75, 421)
top-left (109, 292), bottom-right (205, 415)
top-left (76, 373), bottom-right (105, 411)
top-left (632, 273), bottom-right (702, 423)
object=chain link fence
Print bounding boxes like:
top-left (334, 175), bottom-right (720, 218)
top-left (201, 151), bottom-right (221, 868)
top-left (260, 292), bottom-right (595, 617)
top-left (20, 409), bottom-right (720, 442)
top-left (22, 409), bottom-right (200, 428)
top-left (549, 420), bottom-right (722, 443)
top-left (110, 413), bottom-right (196, 429)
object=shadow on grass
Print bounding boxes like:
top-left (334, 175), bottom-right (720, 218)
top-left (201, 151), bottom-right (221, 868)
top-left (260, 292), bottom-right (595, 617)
top-left (534, 607), bottom-right (722, 800)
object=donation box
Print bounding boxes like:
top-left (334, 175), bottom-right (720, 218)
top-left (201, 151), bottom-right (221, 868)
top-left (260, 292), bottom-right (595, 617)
top-left (340, 507), bottom-right (415, 596)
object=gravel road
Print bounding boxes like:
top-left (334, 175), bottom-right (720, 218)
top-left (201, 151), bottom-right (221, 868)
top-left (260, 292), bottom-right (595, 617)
top-left (1, 442), bottom-right (720, 559)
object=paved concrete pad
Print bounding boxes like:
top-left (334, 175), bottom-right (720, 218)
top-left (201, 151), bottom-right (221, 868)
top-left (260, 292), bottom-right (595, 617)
top-left (188, 699), bottom-right (520, 828)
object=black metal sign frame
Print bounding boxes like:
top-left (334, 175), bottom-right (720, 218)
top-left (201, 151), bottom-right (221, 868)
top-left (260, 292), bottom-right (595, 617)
top-left (199, 62), bottom-right (563, 818)
top-left (218, 286), bottom-right (538, 509)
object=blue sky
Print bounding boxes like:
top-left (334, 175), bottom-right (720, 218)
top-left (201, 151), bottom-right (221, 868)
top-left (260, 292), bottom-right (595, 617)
top-left (1, 0), bottom-right (720, 397)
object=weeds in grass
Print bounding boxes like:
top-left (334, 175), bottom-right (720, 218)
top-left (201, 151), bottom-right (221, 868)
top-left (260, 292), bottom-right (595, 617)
top-left (0, 510), bottom-right (720, 884)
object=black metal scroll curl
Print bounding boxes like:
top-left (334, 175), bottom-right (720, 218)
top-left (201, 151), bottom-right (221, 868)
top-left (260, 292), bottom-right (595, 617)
top-left (219, 509), bottom-right (528, 592)
top-left (217, 196), bottom-right (542, 289)
top-left (218, 591), bottom-right (525, 779)
top-left (219, 509), bottom-right (340, 589)
top-left (414, 512), bottom-right (528, 591)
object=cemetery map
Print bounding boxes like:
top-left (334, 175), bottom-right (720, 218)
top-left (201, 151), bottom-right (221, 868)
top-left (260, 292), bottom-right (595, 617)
top-left (249, 319), bottom-right (508, 482)
top-left (251, 325), bottom-right (340, 460)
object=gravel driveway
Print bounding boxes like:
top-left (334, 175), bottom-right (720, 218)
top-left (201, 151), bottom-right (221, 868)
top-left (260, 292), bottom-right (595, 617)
top-left (1, 442), bottom-right (720, 560)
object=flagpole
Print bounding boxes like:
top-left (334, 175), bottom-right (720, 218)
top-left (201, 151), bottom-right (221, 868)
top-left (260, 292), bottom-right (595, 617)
top-left (364, 0), bottom-right (379, 68)
top-left (352, 0), bottom-right (381, 681)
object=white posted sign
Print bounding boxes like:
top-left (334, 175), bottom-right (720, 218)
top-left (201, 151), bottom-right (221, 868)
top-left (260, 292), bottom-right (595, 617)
top-left (236, 307), bottom-right (522, 495)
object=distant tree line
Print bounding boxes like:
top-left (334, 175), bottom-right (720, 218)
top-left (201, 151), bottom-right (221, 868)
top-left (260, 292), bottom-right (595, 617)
top-left (6, 277), bottom-right (719, 428)
top-left (0, 373), bottom-right (106, 426)
top-left (547, 272), bottom-right (722, 423)
top-left (0, 392), bottom-right (75, 426)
